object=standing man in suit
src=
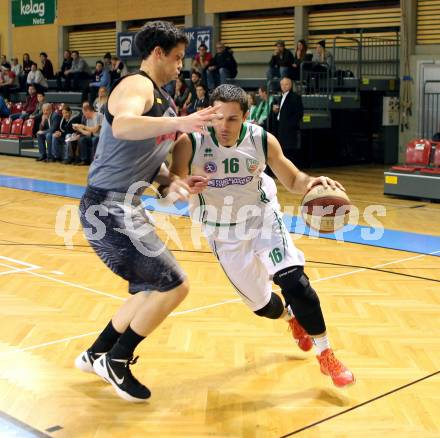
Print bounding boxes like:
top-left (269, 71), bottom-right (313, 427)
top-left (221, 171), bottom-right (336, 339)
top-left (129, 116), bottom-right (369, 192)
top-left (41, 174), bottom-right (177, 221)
top-left (273, 77), bottom-right (303, 163)
top-left (36, 103), bottom-right (61, 162)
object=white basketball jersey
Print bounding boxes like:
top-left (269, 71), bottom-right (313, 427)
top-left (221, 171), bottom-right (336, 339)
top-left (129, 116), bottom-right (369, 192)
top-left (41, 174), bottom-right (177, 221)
top-left (188, 123), bottom-right (279, 226)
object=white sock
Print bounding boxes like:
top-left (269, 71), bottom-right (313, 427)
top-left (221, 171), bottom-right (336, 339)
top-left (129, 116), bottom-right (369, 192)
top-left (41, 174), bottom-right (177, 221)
top-left (283, 305), bottom-right (294, 322)
top-left (313, 335), bottom-right (330, 355)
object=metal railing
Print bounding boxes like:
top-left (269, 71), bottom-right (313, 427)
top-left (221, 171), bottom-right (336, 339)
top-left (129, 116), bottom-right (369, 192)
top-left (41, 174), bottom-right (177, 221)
top-left (422, 81), bottom-right (440, 139)
top-left (299, 62), bottom-right (332, 97)
top-left (332, 37), bottom-right (362, 78)
top-left (359, 31), bottom-right (400, 79)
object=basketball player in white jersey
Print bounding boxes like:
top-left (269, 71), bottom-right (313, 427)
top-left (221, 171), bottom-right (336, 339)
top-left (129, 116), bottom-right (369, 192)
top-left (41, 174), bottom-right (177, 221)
top-left (166, 84), bottom-right (355, 387)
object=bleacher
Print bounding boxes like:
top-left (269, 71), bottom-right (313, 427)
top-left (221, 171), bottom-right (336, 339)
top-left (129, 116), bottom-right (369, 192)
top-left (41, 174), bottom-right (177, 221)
top-left (384, 140), bottom-right (440, 201)
top-left (0, 117), bottom-right (35, 156)
top-left (0, 95), bottom-right (79, 158)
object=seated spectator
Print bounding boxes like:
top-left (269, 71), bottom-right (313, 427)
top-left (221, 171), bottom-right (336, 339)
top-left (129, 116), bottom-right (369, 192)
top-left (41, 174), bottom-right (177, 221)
top-left (28, 91), bottom-right (46, 133)
top-left (192, 43), bottom-right (212, 84)
top-left (311, 40), bottom-right (335, 73)
top-left (206, 42), bottom-right (237, 90)
top-left (52, 105), bottom-right (82, 163)
top-left (88, 60), bottom-right (110, 103)
top-left (186, 70), bottom-right (203, 108)
top-left (254, 85), bottom-right (274, 129)
top-left (246, 92), bottom-right (258, 123)
top-left (73, 102), bottom-right (103, 165)
top-left (187, 84), bottom-right (209, 114)
top-left (0, 96), bottom-right (10, 117)
top-left (109, 55), bottom-right (128, 85)
top-left (10, 84), bottom-right (38, 120)
top-left (103, 52), bottom-right (112, 71)
top-left (40, 52), bottom-right (54, 79)
top-left (0, 55), bottom-right (11, 71)
top-left (27, 62), bottom-right (48, 93)
top-left (292, 39), bottom-right (307, 81)
top-left (64, 50), bottom-right (90, 91)
top-left (55, 50), bottom-right (73, 90)
top-left (267, 40), bottom-right (294, 81)
top-left (192, 43), bottom-right (212, 71)
top-left (0, 66), bottom-right (17, 99)
top-left (36, 103), bottom-right (61, 162)
top-left (11, 58), bottom-right (23, 78)
top-left (93, 86), bottom-right (108, 114)
top-left (20, 53), bottom-right (33, 90)
top-left (173, 75), bottom-right (190, 115)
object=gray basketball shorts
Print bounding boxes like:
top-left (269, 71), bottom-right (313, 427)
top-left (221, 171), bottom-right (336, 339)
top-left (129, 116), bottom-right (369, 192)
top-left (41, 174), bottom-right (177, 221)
top-left (79, 186), bottom-right (186, 294)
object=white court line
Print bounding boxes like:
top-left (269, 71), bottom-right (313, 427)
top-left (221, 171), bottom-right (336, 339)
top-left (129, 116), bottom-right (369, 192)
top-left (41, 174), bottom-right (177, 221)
top-left (0, 249), bottom-right (439, 358)
top-left (310, 249), bottom-right (440, 284)
top-left (0, 256), bottom-right (40, 270)
top-left (0, 260), bottom-right (41, 277)
top-left (0, 270), bottom-right (24, 276)
top-left (0, 331), bottom-right (101, 357)
top-left (170, 298), bottom-right (241, 316)
top-left (23, 270), bottom-right (125, 301)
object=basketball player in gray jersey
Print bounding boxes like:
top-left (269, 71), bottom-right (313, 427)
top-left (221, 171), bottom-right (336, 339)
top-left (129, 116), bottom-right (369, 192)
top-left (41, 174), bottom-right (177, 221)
top-left (75, 21), bottom-right (219, 402)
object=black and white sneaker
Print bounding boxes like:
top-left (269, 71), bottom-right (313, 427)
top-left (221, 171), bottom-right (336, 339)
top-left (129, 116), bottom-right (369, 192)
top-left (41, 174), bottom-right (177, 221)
top-left (93, 353), bottom-right (151, 402)
top-left (74, 349), bottom-right (103, 373)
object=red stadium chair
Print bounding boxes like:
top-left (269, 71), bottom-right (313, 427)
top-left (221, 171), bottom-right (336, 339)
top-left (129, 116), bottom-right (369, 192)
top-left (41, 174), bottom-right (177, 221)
top-left (20, 118), bottom-right (35, 138)
top-left (0, 118), bottom-right (12, 138)
top-left (11, 102), bottom-right (23, 114)
top-left (391, 139), bottom-right (432, 173)
top-left (8, 118), bottom-right (24, 139)
top-left (421, 142), bottom-right (440, 175)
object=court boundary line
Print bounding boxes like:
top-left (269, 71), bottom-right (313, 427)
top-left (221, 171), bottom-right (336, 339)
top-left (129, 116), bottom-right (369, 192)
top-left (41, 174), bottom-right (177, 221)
top-left (279, 369), bottom-right (440, 437)
top-left (0, 409), bottom-right (52, 438)
top-left (0, 249), bottom-right (439, 358)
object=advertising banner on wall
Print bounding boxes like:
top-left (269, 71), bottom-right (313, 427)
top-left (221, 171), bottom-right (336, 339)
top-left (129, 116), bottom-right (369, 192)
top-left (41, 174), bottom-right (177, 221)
top-left (117, 26), bottom-right (213, 60)
top-left (184, 26), bottom-right (212, 58)
top-left (12, 0), bottom-right (57, 27)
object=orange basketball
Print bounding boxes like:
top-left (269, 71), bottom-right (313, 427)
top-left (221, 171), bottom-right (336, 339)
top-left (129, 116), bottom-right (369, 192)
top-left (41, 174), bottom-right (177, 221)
top-left (300, 184), bottom-right (351, 233)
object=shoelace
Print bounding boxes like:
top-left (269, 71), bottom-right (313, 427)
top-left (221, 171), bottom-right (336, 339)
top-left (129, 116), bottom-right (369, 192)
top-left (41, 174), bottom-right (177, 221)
top-left (323, 352), bottom-right (345, 374)
top-left (124, 356), bottom-right (144, 386)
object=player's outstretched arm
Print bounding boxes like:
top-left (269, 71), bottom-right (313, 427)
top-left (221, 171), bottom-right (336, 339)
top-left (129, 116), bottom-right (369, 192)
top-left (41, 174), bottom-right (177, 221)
top-left (111, 75), bottom-right (222, 141)
top-left (266, 132), bottom-right (344, 194)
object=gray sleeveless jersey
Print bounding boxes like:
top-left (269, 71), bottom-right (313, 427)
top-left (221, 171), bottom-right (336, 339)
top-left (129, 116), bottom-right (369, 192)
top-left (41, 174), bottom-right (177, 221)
top-left (88, 72), bottom-right (178, 193)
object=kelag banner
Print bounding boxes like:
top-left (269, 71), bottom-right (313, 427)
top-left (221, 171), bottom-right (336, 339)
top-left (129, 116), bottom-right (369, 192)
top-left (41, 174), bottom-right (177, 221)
top-left (12, 0), bottom-right (57, 26)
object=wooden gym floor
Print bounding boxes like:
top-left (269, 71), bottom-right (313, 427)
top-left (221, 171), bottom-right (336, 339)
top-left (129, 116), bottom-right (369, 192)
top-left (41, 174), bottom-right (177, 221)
top-left (0, 155), bottom-right (439, 438)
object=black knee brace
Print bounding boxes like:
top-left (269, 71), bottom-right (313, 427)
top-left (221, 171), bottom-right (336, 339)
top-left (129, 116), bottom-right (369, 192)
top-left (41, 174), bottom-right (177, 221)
top-left (273, 266), bottom-right (326, 335)
top-left (254, 293), bottom-right (284, 319)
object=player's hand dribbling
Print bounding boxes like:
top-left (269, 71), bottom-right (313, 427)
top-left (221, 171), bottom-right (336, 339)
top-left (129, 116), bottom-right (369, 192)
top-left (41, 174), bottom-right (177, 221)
top-left (178, 106), bottom-right (223, 134)
top-left (306, 176), bottom-right (345, 192)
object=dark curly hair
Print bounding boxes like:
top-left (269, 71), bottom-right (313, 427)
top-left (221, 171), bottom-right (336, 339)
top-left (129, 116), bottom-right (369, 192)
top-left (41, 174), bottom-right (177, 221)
top-left (209, 84), bottom-right (248, 115)
top-left (134, 21), bottom-right (188, 60)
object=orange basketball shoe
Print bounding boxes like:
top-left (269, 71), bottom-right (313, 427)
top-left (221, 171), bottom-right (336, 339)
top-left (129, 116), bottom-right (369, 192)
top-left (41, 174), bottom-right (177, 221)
top-left (287, 317), bottom-right (313, 352)
top-left (316, 348), bottom-right (355, 387)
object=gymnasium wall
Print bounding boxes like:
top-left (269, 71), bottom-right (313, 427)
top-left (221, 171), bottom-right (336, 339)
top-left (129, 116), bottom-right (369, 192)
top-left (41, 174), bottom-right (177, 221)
top-left (206, 0), bottom-right (378, 13)
top-left (57, 0), bottom-right (192, 26)
top-left (12, 24), bottom-right (60, 69)
top-left (0, 1), bottom-right (9, 57)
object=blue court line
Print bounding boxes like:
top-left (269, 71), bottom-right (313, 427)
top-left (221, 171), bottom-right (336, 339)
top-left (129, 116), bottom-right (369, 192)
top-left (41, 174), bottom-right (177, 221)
top-left (1, 174), bottom-right (439, 257)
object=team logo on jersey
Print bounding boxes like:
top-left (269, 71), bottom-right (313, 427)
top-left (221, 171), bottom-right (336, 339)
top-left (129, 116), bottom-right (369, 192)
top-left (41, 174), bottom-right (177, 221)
top-left (203, 148), bottom-right (213, 158)
top-left (246, 158), bottom-right (259, 174)
top-left (204, 161), bottom-right (217, 173)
